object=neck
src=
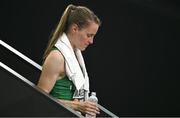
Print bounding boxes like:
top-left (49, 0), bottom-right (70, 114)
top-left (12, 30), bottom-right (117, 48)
top-left (66, 33), bottom-right (75, 50)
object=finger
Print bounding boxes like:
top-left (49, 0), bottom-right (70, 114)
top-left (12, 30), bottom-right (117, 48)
top-left (86, 109), bottom-right (96, 116)
top-left (86, 102), bottom-right (100, 112)
top-left (86, 111), bottom-right (96, 116)
top-left (86, 107), bottom-right (100, 115)
top-left (86, 105), bottom-right (98, 112)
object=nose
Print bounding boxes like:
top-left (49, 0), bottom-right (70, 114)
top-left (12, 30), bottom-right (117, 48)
top-left (88, 38), bottom-right (93, 44)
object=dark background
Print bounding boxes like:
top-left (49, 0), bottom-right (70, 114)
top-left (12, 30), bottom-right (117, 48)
top-left (0, 0), bottom-right (180, 116)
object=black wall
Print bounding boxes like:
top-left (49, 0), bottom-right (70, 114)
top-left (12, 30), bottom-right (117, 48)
top-left (1, 0), bottom-right (180, 116)
top-left (0, 64), bottom-right (80, 117)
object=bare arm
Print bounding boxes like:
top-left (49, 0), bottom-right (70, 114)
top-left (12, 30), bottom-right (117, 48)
top-left (37, 50), bottom-right (100, 115)
top-left (37, 50), bottom-right (65, 93)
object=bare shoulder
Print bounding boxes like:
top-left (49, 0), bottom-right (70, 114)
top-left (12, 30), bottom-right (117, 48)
top-left (46, 50), bottom-right (64, 64)
top-left (42, 50), bottom-right (65, 74)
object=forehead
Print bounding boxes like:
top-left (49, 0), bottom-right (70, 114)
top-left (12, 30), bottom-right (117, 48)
top-left (81, 22), bottom-right (99, 33)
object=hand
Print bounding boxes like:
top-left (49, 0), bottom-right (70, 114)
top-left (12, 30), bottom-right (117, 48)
top-left (74, 100), bottom-right (100, 116)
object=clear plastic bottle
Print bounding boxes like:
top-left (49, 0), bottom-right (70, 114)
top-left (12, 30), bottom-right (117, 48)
top-left (86, 92), bottom-right (98, 118)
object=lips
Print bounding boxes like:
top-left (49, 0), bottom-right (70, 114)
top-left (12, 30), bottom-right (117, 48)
top-left (85, 43), bottom-right (90, 46)
top-left (84, 44), bottom-right (88, 47)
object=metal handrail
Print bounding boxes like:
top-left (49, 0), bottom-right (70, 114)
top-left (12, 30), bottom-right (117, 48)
top-left (0, 39), bottom-right (119, 117)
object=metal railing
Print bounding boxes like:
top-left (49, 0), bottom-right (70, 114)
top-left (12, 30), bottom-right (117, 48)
top-left (0, 39), bottom-right (119, 117)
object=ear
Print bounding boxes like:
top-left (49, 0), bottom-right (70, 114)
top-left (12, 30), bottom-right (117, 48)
top-left (71, 23), bottom-right (79, 33)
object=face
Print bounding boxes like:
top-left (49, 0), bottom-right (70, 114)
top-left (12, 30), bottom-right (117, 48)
top-left (72, 22), bottom-right (99, 51)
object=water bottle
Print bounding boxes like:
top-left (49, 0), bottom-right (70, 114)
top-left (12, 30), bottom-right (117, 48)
top-left (86, 92), bottom-right (98, 118)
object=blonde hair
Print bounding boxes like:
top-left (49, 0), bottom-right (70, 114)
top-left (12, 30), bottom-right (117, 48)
top-left (43, 4), bottom-right (101, 60)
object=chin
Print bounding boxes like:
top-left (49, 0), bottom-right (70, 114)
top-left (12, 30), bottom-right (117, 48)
top-left (80, 47), bottom-right (86, 51)
top-left (81, 48), bottom-right (86, 51)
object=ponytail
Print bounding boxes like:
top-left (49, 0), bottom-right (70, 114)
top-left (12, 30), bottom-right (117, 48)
top-left (43, 4), bottom-right (75, 60)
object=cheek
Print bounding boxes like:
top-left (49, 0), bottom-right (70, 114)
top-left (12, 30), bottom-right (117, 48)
top-left (79, 35), bottom-right (87, 43)
top-left (79, 39), bottom-right (86, 45)
top-left (77, 37), bottom-right (85, 46)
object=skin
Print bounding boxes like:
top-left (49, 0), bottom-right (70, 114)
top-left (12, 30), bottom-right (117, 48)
top-left (67, 21), bottom-right (99, 51)
top-left (37, 21), bottom-right (100, 115)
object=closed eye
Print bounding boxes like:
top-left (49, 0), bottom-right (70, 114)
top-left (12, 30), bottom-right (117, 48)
top-left (87, 34), bottom-right (95, 38)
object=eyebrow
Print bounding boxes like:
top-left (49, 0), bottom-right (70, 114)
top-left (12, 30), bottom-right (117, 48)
top-left (87, 33), bottom-right (95, 36)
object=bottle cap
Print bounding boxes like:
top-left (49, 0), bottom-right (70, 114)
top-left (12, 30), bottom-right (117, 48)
top-left (91, 92), bottom-right (96, 96)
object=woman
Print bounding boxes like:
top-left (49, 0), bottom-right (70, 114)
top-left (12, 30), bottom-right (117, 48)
top-left (37, 4), bottom-right (101, 116)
